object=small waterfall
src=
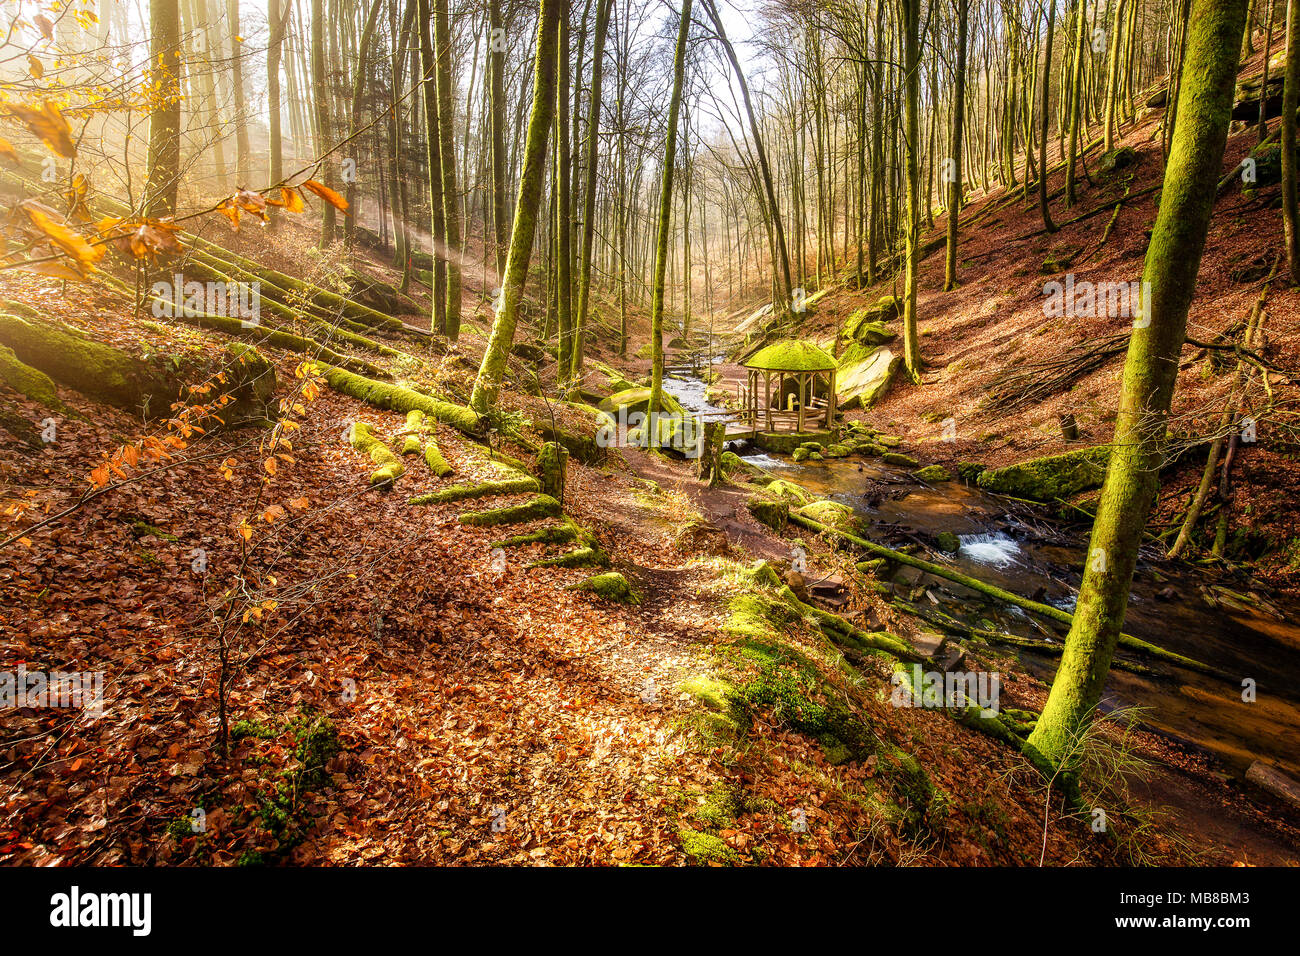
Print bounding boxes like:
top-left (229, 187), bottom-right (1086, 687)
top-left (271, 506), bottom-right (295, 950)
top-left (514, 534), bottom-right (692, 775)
top-left (958, 532), bottom-right (1023, 568)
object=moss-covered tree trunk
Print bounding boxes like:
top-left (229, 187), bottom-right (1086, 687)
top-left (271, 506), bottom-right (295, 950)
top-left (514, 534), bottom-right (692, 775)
top-left (575, 0), bottom-right (611, 374)
top-left (648, 0), bottom-right (692, 418)
top-left (489, 0), bottom-right (509, 277)
top-left (310, 0), bottom-right (336, 246)
top-left (417, 0), bottom-right (447, 334)
top-left (1282, 0), bottom-right (1300, 283)
top-left (470, 0), bottom-right (563, 414)
top-left (556, 12), bottom-right (574, 385)
top-left (943, 0), bottom-right (969, 292)
top-left (899, 0), bottom-right (922, 382)
top-left (146, 0), bottom-right (182, 217)
top-left (1037, 0), bottom-right (1058, 233)
top-left (433, 0), bottom-right (463, 341)
top-left (1026, 0), bottom-right (1250, 771)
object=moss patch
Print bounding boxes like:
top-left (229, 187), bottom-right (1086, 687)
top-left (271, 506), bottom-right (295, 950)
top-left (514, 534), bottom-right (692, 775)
top-left (976, 445), bottom-right (1110, 500)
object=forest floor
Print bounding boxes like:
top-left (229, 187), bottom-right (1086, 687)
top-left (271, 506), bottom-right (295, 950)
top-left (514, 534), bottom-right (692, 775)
top-left (5, 47), bottom-right (1300, 867)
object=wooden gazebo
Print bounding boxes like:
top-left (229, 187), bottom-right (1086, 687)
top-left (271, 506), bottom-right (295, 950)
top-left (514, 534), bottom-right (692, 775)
top-left (742, 339), bottom-right (838, 433)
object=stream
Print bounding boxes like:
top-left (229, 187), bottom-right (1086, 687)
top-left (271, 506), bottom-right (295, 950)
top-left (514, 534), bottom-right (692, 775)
top-left (661, 361), bottom-right (1300, 783)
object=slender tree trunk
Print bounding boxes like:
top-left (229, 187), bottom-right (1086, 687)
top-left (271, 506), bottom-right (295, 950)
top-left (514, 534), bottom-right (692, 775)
top-left (471, 0), bottom-right (563, 413)
top-left (267, 0), bottom-right (290, 226)
top-left (648, 0), bottom-right (692, 417)
top-left (1038, 0), bottom-right (1058, 232)
top-left (945, 0), bottom-right (970, 292)
top-left (489, 0), bottom-right (509, 277)
top-left (311, 0), bottom-right (337, 244)
top-left (227, 0), bottom-right (251, 184)
top-left (1283, 0), bottom-right (1300, 282)
top-left (433, 0), bottom-right (462, 341)
top-left (146, 0), bottom-right (183, 217)
top-left (900, 0), bottom-right (923, 381)
top-left (1026, 0), bottom-right (1250, 772)
top-left (575, 0), bottom-right (611, 373)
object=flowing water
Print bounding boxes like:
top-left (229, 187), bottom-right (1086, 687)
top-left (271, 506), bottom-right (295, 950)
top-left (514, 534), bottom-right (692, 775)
top-left (662, 363), bottom-right (1300, 781)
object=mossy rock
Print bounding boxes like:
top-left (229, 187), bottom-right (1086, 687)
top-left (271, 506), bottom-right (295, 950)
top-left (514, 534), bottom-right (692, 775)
top-left (955, 462), bottom-right (986, 483)
top-left (720, 450), bottom-right (763, 478)
top-left (744, 559), bottom-right (783, 588)
top-left (1098, 145), bottom-right (1139, 174)
top-left (536, 420), bottom-right (604, 465)
top-left (597, 386), bottom-right (686, 418)
top-left (841, 308), bottom-right (898, 347)
top-left (975, 445), bottom-right (1110, 500)
top-left (881, 452), bottom-right (919, 468)
top-left (836, 343), bottom-right (898, 410)
top-left (791, 446), bottom-right (823, 462)
top-left (746, 495), bottom-right (789, 531)
top-left (527, 545), bottom-right (608, 569)
top-left (566, 571), bottom-right (639, 604)
top-left (823, 443), bottom-right (851, 459)
top-left (913, 464), bottom-right (952, 482)
top-left (0, 344), bottom-right (63, 410)
top-left (876, 435), bottom-right (902, 447)
top-left (763, 479), bottom-right (810, 504)
top-left (935, 531), bottom-right (960, 553)
top-left (511, 341), bottom-right (547, 363)
top-left (678, 828), bottom-right (738, 865)
top-left (795, 499), bottom-right (861, 535)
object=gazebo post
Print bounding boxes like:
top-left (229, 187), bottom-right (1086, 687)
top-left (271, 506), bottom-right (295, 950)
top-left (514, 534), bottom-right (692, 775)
top-left (797, 373), bottom-right (805, 433)
top-left (826, 370), bottom-right (837, 429)
top-left (764, 371), bottom-right (772, 432)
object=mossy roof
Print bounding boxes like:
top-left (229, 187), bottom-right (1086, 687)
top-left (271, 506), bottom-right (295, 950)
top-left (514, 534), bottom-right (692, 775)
top-left (744, 339), bottom-right (837, 372)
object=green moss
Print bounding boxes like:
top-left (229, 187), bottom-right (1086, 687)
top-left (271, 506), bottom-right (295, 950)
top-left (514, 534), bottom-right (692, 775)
top-left (678, 828), bottom-right (739, 865)
top-left (0, 311), bottom-right (177, 414)
top-left (935, 531), bottom-right (961, 553)
top-left (598, 386), bottom-right (686, 417)
top-left (409, 476), bottom-right (539, 505)
top-left (745, 339), bottom-right (837, 372)
top-left (913, 465), bottom-right (951, 482)
top-left (681, 675), bottom-right (736, 713)
top-left (746, 495), bottom-right (789, 531)
top-left (976, 445), bottom-right (1110, 500)
top-left (459, 493), bottom-right (562, 526)
top-left (882, 452), bottom-right (919, 468)
top-left (795, 500), bottom-right (861, 535)
top-left (823, 443), bottom-right (851, 458)
top-left (0, 344), bottom-right (63, 409)
top-left (491, 520), bottom-right (580, 549)
top-left (349, 422), bottom-right (405, 486)
top-left (527, 545), bottom-right (608, 569)
top-left (566, 571), bottom-right (640, 604)
top-left (321, 365), bottom-right (482, 436)
top-left (763, 478), bottom-right (811, 504)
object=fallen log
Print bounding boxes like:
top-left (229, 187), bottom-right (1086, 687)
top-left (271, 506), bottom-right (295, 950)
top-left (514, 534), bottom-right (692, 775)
top-left (788, 512), bottom-right (1230, 679)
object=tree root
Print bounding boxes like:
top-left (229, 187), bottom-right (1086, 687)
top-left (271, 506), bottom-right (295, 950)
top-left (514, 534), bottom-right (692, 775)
top-left (788, 512), bottom-right (1229, 679)
top-left (458, 494), bottom-right (562, 526)
top-left (409, 476), bottom-right (540, 506)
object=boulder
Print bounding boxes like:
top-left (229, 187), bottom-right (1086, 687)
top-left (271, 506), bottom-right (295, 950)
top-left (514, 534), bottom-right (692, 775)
top-left (976, 446), bottom-right (1110, 500)
top-left (836, 343), bottom-right (899, 410)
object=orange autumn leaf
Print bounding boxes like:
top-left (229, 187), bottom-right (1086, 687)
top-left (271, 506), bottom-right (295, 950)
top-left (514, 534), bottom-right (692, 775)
top-left (33, 14), bottom-right (54, 42)
top-left (287, 496), bottom-right (310, 511)
top-left (265, 185), bottom-right (305, 213)
top-left (263, 456), bottom-right (278, 476)
top-left (0, 138), bottom-right (19, 168)
top-left (300, 179), bottom-right (350, 214)
top-left (6, 101), bottom-right (75, 158)
top-left (27, 56), bottom-right (43, 79)
top-left (17, 200), bottom-right (105, 273)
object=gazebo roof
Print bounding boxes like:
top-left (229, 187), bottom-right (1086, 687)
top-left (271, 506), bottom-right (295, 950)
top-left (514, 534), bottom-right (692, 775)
top-left (744, 339), bottom-right (837, 373)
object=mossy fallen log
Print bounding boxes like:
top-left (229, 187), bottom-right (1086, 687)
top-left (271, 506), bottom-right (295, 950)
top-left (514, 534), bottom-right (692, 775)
top-left (409, 475), bottom-right (539, 505)
top-left (0, 344), bottom-right (65, 411)
top-left (99, 275), bottom-right (387, 377)
top-left (0, 310), bottom-right (177, 415)
top-left (490, 520), bottom-right (582, 549)
top-left (459, 494), bottom-right (563, 526)
top-left (400, 409), bottom-right (425, 455)
top-left (788, 511), bottom-right (1228, 678)
top-left (349, 422), bottom-right (405, 486)
top-left (527, 546), bottom-right (608, 569)
top-left (773, 583), bottom-right (919, 660)
top-left (320, 366), bottom-right (482, 437)
top-left (565, 571), bottom-right (640, 604)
